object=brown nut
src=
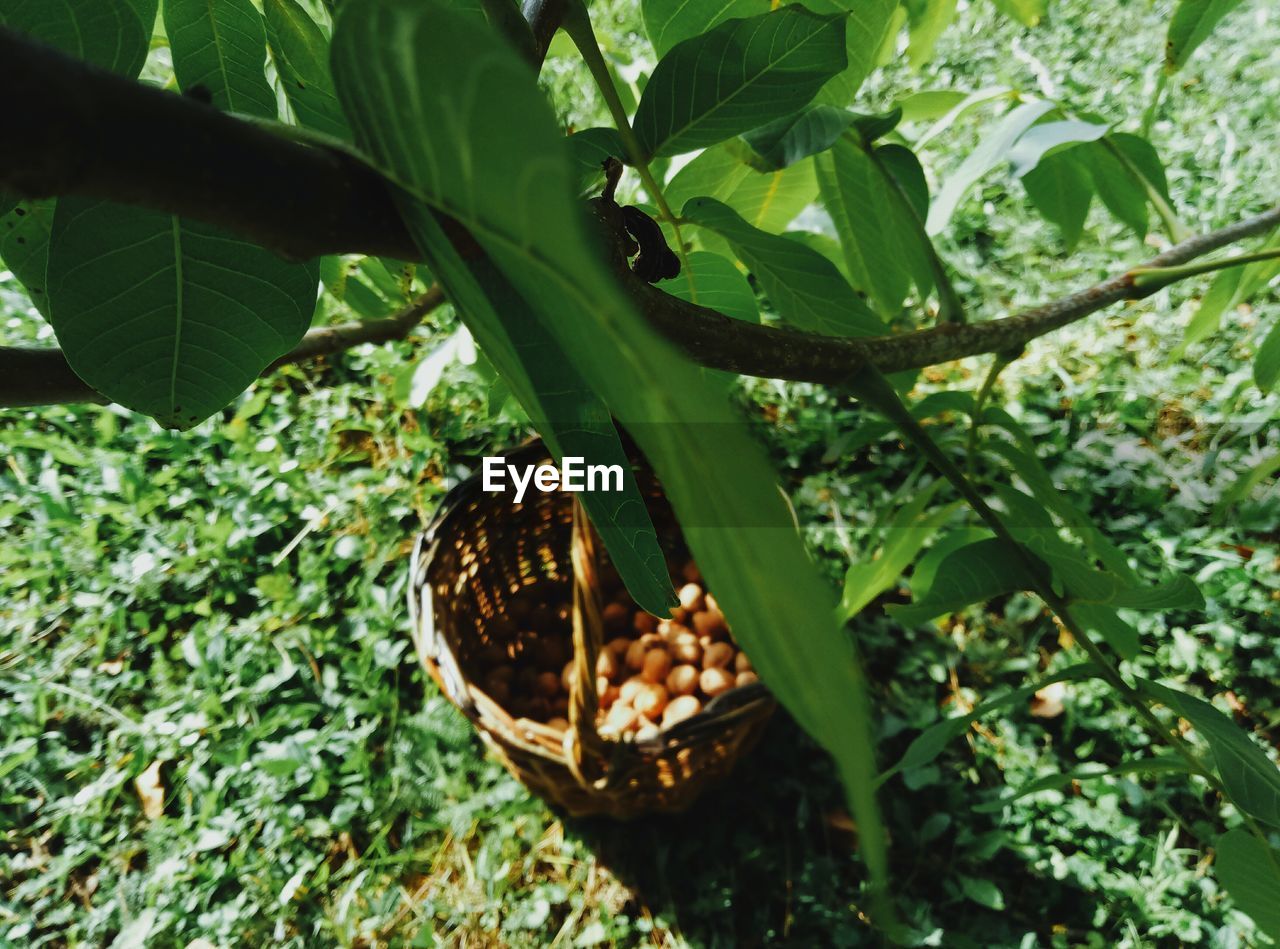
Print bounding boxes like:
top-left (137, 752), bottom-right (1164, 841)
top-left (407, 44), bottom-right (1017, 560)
top-left (535, 671), bottom-right (560, 698)
top-left (605, 636), bottom-right (632, 657)
top-left (599, 683), bottom-right (619, 710)
top-left (678, 582), bottom-right (705, 613)
top-left (641, 648), bottom-right (672, 684)
top-left (666, 664), bottom-right (700, 696)
top-left (546, 716), bottom-right (570, 733)
top-left (705, 592), bottom-right (720, 614)
top-left (634, 611), bottom-right (658, 634)
top-left (632, 682), bottom-right (668, 719)
top-left (600, 702), bottom-right (638, 736)
top-left (700, 666), bottom-right (735, 698)
top-left (662, 694), bottom-right (702, 728)
top-left (618, 676), bottom-right (647, 705)
top-left (668, 607), bottom-right (690, 625)
top-left (625, 633), bottom-right (663, 671)
top-left (691, 610), bottom-right (728, 640)
top-left (483, 675), bottom-right (511, 704)
top-left (735, 651), bottom-right (753, 673)
top-left (681, 561), bottom-right (702, 584)
top-left (602, 601), bottom-right (630, 634)
top-left (596, 675), bottom-right (611, 698)
top-left (634, 718), bottom-right (661, 742)
top-left (702, 642), bottom-right (734, 670)
top-left (670, 631), bottom-right (702, 665)
top-left (560, 661), bottom-right (576, 694)
top-left (735, 670), bottom-right (760, 688)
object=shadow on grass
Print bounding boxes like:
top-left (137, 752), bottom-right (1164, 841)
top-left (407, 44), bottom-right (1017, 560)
top-left (557, 706), bottom-right (1115, 948)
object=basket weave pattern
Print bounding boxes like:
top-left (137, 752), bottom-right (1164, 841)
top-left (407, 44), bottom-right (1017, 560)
top-left (408, 443), bottom-right (774, 818)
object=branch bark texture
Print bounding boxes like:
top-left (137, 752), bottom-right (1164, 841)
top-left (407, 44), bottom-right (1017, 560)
top-left (1, 28), bottom-right (1277, 406)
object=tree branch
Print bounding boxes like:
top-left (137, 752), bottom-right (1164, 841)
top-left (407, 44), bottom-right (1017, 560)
top-left (1, 28), bottom-right (1277, 405)
top-left (0, 28), bottom-right (416, 261)
top-left (0, 288), bottom-right (445, 408)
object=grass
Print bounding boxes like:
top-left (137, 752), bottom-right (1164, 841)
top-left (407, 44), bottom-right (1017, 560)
top-left (2, 0), bottom-right (1279, 945)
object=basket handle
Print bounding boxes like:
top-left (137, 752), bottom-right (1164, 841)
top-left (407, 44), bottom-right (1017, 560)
top-left (566, 498), bottom-right (610, 781)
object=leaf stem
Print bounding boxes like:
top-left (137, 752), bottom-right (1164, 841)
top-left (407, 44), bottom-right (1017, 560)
top-left (1129, 248), bottom-right (1280, 292)
top-left (1101, 136), bottom-right (1190, 243)
top-left (848, 367), bottom-right (1221, 791)
top-left (561, 2), bottom-right (691, 274)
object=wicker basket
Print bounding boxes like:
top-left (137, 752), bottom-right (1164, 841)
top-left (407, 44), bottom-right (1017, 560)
top-left (407, 440), bottom-right (775, 818)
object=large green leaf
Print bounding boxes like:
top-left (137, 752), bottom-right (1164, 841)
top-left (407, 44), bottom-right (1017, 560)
top-left (641, 0), bottom-right (895, 109)
top-left (265, 0), bottom-right (351, 139)
top-left (973, 756), bottom-right (1192, 812)
top-left (1142, 680), bottom-right (1280, 829)
top-left (1022, 149), bottom-right (1093, 250)
top-left (633, 6), bottom-right (849, 160)
top-left (1255, 320), bottom-right (1280, 392)
top-left (816, 137), bottom-right (933, 315)
top-left (1166, 0), bottom-right (1247, 71)
top-left (808, 0), bottom-right (900, 108)
top-left (332, 0), bottom-right (890, 895)
top-left (0, 200), bottom-right (55, 318)
top-left (926, 99), bottom-right (1055, 235)
top-left (887, 537), bottom-right (1041, 626)
top-left (45, 199), bottom-right (318, 428)
top-left (1008, 119), bottom-right (1109, 178)
top-left (840, 483), bottom-right (958, 621)
top-left (1179, 226), bottom-right (1280, 353)
top-left (641, 0), bottom-right (760, 55)
top-left (738, 105), bottom-right (855, 171)
top-left (905, 0), bottom-right (957, 68)
top-left (0, 0), bottom-right (157, 76)
top-left (163, 0), bottom-right (277, 117)
top-left (990, 0), bottom-right (1046, 27)
top-left (1214, 829), bottom-right (1280, 940)
top-left (666, 144), bottom-right (817, 233)
top-left (655, 251), bottom-right (759, 323)
top-left (682, 196), bottom-right (884, 336)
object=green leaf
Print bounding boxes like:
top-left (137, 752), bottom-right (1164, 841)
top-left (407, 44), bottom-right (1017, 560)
top-left (332, 0), bottom-right (890, 893)
top-left (1142, 680), bottom-right (1280, 828)
top-left (1214, 829), bottom-right (1280, 940)
top-left (910, 526), bottom-right (992, 600)
top-left (0, 0), bottom-right (157, 76)
top-left (163, 0), bottom-right (277, 117)
top-left (655, 251), bottom-right (759, 323)
top-left (667, 144), bottom-right (818, 233)
top-left (887, 537), bottom-right (1041, 626)
top-left (0, 200), bottom-right (55, 317)
top-left (45, 198), bottom-right (318, 428)
top-left (641, 0), bottom-right (762, 56)
top-left (568, 127), bottom-right (628, 195)
top-left (738, 105), bottom-right (855, 171)
top-left (1022, 150), bottom-right (1093, 250)
top-left (808, 0), bottom-right (900, 108)
top-left (973, 756), bottom-right (1192, 812)
top-left (816, 137), bottom-right (933, 315)
top-left (1166, 0), bottom-right (1247, 71)
top-left (879, 664), bottom-right (1100, 783)
top-left (840, 488), bottom-right (959, 621)
top-left (989, 0), bottom-right (1046, 27)
top-left (876, 143), bottom-right (930, 219)
top-left (633, 6), bottom-right (849, 160)
top-left (1255, 320), bottom-right (1280, 392)
top-left (926, 99), bottom-right (1055, 235)
top-left (896, 88), bottom-right (969, 124)
top-left (682, 196), bottom-right (884, 336)
top-left (265, 0), bottom-right (351, 139)
top-left (1083, 134), bottom-right (1172, 239)
top-left (1008, 119), bottom-right (1110, 178)
top-left (905, 0), bottom-right (956, 68)
top-left (1070, 603), bottom-right (1140, 659)
top-left (1179, 226), bottom-right (1280, 353)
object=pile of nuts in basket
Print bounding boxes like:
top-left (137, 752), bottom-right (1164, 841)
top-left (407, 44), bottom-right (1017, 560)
top-left (479, 561), bottom-right (758, 742)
